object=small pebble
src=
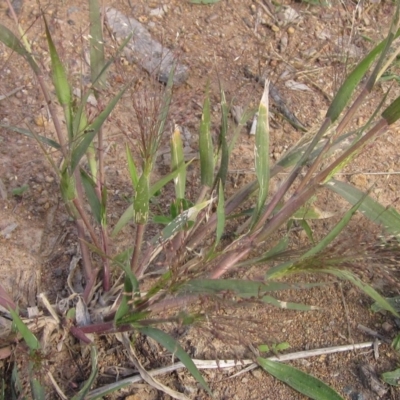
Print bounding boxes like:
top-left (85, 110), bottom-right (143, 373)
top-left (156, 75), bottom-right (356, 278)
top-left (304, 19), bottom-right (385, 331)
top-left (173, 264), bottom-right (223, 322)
top-left (271, 24), bottom-right (280, 32)
top-left (34, 115), bottom-right (48, 127)
top-left (45, 175), bottom-right (54, 183)
top-left (382, 321), bottom-right (393, 332)
top-left (287, 26), bottom-right (295, 34)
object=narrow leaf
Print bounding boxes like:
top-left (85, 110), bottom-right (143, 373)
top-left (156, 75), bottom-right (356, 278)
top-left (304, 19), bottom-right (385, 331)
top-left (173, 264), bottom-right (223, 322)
top-left (381, 94), bottom-right (400, 125)
top-left (157, 200), bottom-right (211, 243)
top-left (80, 168), bottom-right (101, 224)
top-left (0, 24), bottom-right (40, 73)
top-left (214, 89), bottom-right (229, 188)
top-left (170, 125), bottom-right (186, 199)
top-left (381, 369), bottom-right (400, 386)
top-left (326, 179), bottom-right (400, 237)
top-left (71, 84), bottom-right (129, 172)
top-left (321, 268), bottom-right (399, 317)
top-left (2, 125), bottom-right (61, 149)
top-left (182, 279), bottom-right (317, 296)
top-left (71, 346), bottom-right (98, 400)
top-left (30, 378), bottom-right (45, 400)
top-left (89, 0), bottom-right (106, 91)
top-left (134, 171), bottom-right (150, 224)
top-left (199, 89), bottom-right (214, 187)
top-left (139, 327), bottom-right (212, 396)
top-left (266, 196), bottom-right (364, 279)
top-left (112, 160), bottom-right (193, 237)
top-left (326, 27), bottom-right (400, 122)
top-left (252, 80), bottom-right (270, 228)
top-left (258, 358), bottom-right (344, 400)
top-left (44, 17), bottom-right (72, 136)
top-left (9, 309), bottom-right (40, 351)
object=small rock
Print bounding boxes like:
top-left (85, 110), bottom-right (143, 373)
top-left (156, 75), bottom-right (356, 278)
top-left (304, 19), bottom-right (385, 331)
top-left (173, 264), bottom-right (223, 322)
top-left (287, 26), bottom-right (295, 35)
top-left (34, 115), bottom-right (48, 127)
top-left (1, 223), bottom-right (18, 238)
top-left (271, 24), bottom-right (280, 32)
top-left (37, 197), bottom-right (48, 205)
top-left (45, 175), bottom-right (54, 183)
top-left (251, 368), bottom-right (263, 379)
top-left (149, 5), bottom-right (168, 17)
top-left (273, 152), bottom-right (281, 160)
top-left (382, 321), bottom-right (393, 332)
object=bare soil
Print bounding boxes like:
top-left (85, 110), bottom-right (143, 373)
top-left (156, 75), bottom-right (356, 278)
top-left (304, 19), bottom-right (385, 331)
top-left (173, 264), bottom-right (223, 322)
top-left (1, 0), bottom-right (400, 399)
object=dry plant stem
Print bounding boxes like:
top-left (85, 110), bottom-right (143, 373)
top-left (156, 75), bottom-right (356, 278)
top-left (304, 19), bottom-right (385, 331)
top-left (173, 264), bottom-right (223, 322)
top-left (284, 117), bottom-right (334, 197)
top-left (336, 87), bottom-right (369, 139)
top-left (209, 245), bottom-right (252, 279)
top-left (131, 223), bottom-right (146, 274)
top-left (86, 342), bottom-right (377, 399)
top-left (256, 119), bottom-right (388, 243)
top-left (357, 324), bottom-right (391, 344)
top-left (196, 185), bottom-right (210, 204)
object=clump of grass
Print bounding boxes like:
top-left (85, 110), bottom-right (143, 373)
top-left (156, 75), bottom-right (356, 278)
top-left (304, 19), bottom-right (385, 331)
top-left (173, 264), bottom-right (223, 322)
top-left (1, 0), bottom-right (400, 398)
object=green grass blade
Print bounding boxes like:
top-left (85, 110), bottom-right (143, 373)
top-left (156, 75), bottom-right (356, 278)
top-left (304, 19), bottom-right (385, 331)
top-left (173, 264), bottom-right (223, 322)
top-left (80, 168), bottom-right (101, 224)
top-left (111, 157), bottom-right (193, 236)
top-left (89, 0), bottom-right (106, 91)
top-left (115, 275), bottom-right (133, 322)
top-left (381, 368), bottom-right (400, 386)
top-left (199, 89), bottom-right (214, 187)
top-left (298, 219), bottom-right (315, 244)
top-left (326, 179), bottom-right (400, 236)
top-left (158, 200), bottom-right (211, 242)
top-left (112, 205), bottom-right (134, 237)
top-left (292, 205), bottom-right (335, 220)
top-left (0, 24), bottom-right (40, 74)
top-left (267, 197), bottom-right (364, 279)
top-left (1, 125), bottom-right (61, 149)
top-left (251, 81), bottom-right (270, 228)
top-left (12, 364), bottom-right (22, 399)
top-left (126, 145), bottom-right (139, 190)
top-left (214, 89), bottom-right (229, 188)
top-left (30, 377), bottom-right (45, 400)
top-left (44, 17), bottom-right (72, 137)
top-left (182, 279), bottom-right (316, 296)
top-left (134, 171), bottom-right (150, 224)
top-left (9, 309), bottom-right (40, 350)
top-left (236, 236), bottom-right (290, 268)
top-left (321, 268), bottom-right (399, 317)
top-left (150, 159), bottom-right (192, 196)
top-left (71, 346), bottom-right (98, 400)
top-left (139, 327), bottom-right (212, 396)
top-left (258, 358), bottom-right (344, 400)
top-left (326, 27), bottom-right (400, 122)
top-left (72, 91), bottom-right (90, 137)
top-left (71, 84), bottom-right (129, 173)
top-left (170, 125), bottom-right (186, 199)
top-left (382, 94), bottom-right (400, 125)
top-left (301, 196), bottom-right (364, 259)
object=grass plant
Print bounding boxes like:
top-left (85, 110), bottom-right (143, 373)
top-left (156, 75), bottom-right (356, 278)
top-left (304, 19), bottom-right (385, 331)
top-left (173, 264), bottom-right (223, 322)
top-left (1, 0), bottom-right (400, 398)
